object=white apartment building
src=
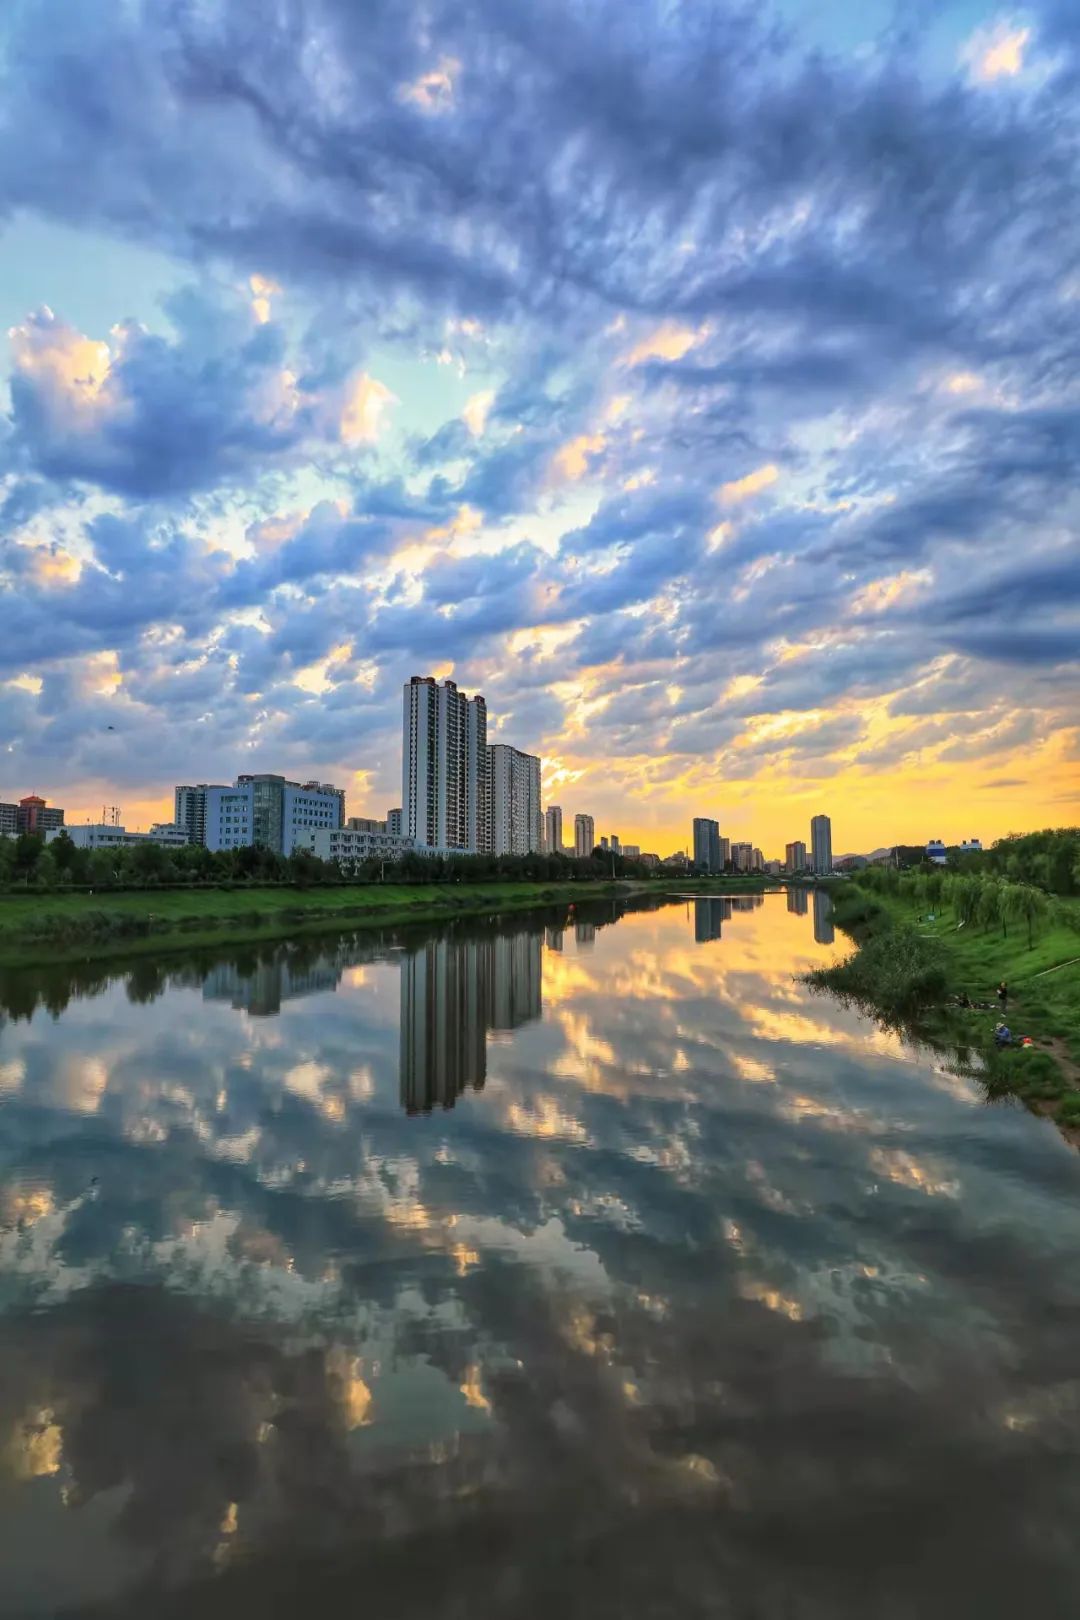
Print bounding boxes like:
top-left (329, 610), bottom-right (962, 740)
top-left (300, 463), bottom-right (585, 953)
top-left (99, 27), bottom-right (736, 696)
top-left (403, 677), bottom-right (489, 852)
top-left (489, 744), bottom-right (543, 856)
top-left (574, 813), bottom-right (595, 857)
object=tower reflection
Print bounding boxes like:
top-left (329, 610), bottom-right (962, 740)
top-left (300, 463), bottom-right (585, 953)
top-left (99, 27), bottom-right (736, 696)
top-left (694, 898), bottom-right (730, 942)
top-left (786, 886), bottom-right (808, 916)
top-left (813, 887), bottom-right (835, 945)
top-left (400, 929), bottom-right (544, 1112)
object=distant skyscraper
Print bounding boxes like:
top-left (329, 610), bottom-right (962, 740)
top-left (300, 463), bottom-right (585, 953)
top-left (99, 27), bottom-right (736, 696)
top-left (811, 814), bottom-right (833, 875)
top-left (489, 743), bottom-right (542, 856)
top-left (610, 833), bottom-right (621, 855)
top-left (692, 817), bottom-right (722, 873)
top-left (785, 840), bottom-right (807, 873)
top-left (545, 805), bottom-right (564, 855)
top-left (719, 835), bottom-right (730, 870)
top-left (387, 807), bottom-right (403, 836)
top-left (731, 841), bottom-right (753, 872)
top-left (574, 813), bottom-right (595, 857)
top-left (466, 694), bottom-right (490, 854)
top-left (403, 676), bottom-right (488, 851)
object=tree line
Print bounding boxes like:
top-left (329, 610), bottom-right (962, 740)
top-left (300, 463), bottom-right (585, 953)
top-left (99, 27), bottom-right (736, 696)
top-left (896, 828), bottom-right (1080, 895)
top-left (855, 863), bottom-right (1078, 949)
top-left (0, 831), bottom-right (662, 892)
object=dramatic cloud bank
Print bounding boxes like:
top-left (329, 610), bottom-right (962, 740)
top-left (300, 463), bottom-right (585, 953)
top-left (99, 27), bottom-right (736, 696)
top-left (1, 0), bottom-right (1077, 848)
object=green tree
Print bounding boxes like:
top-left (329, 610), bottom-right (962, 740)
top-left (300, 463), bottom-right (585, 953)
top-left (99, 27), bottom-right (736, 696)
top-left (13, 833), bottom-right (43, 882)
top-left (87, 847), bottom-right (120, 888)
top-left (34, 848), bottom-right (59, 889)
top-left (49, 829), bottom-right (78, 877)
top-left (1005, 883), bottom-right (1050, 950)
top-left (975, 878), bottom-right (1002, 935)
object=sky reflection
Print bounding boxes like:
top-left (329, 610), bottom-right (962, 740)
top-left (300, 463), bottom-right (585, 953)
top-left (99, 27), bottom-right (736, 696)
top-left (2, 896), bottom-right (1080, 1617)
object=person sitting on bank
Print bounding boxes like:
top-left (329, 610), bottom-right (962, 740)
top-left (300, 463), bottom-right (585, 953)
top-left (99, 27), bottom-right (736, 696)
top-left (995, 1022), bottom-right (1012, 1047)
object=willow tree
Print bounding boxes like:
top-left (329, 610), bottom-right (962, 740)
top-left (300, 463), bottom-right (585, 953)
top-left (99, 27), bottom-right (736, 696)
top-left (1005, 884), bottom-right (1050, 951)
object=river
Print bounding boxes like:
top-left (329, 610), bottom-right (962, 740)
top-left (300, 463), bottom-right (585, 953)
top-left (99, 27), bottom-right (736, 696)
top-left (2, 891), bottom-right (1080, 1617)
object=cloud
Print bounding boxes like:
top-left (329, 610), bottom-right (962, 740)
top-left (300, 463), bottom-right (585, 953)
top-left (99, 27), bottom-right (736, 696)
top-left (623, 323), bottom-right (705, 368)
top-left (4, 292), bottom-right (372, 498)
top-left (964, 21), bottom-right (1032, 82)
top-left (718, 464), bottom-right (780, 506)
top-left (339, 374), bottom-right (397, 444)
top-left (397, 55), bottom-right (461, 114)
top-left (462, 390), bottom-right (495, 437)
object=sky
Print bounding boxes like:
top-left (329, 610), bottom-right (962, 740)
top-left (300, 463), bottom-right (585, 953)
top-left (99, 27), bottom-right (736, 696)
top-left (0, 0), bottom-right (1077, 858)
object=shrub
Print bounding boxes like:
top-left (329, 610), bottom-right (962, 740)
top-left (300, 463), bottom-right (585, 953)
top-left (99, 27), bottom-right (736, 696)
top-left (804, 923), bottom-right (947, 1019)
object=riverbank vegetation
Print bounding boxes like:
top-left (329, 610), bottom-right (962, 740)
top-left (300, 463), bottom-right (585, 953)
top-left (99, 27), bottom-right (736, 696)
top-left (0, 871), bottom-right (777, 967)
top-left (1, 833), bottom-right (650, 891)
top-left (0, 878), bottom-right (619, 965)
top-left (807, 859), bottom-right (1080, 1134)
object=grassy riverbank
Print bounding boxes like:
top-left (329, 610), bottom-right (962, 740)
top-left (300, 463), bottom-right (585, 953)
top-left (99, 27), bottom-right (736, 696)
top-left (0, 880), bottom-right (619, 967)
top-left (808, 882), bottom-right (1080, 1130)
top-left (0, 875), bottom-right (778, 968)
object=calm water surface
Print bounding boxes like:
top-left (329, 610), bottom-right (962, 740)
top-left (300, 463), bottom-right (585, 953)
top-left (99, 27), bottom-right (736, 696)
top-left (2, 893), bottom-right (1080, 1618)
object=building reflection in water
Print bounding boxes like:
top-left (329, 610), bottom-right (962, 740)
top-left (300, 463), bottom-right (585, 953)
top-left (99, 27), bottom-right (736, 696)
top-left (201, 955), bottom-right (345, 1016)
top-left (786, 886), bottom-right (809, 916)
top-left (574, 921), bottom-right (596, 948)
top-left (546, 926), bottom-right (564, 952)
top-left (400, 929), bottom-right (543, 1112)
top-left (694, 898), bottom-right (730, 942)
top-left (813, 887), bottom-right (835, 945)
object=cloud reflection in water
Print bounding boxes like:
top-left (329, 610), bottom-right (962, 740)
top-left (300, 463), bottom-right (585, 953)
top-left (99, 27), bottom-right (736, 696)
top-left (1, 895), bottom-right (1080, 1616)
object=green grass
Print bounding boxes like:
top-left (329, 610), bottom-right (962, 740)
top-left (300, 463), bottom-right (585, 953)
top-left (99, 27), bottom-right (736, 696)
top-left (818, 883), bottom-right (1080, 1127)
top-left (0, 876), bottom-right (776, 968)
top-left (0, 881), bottom-right (612, 965)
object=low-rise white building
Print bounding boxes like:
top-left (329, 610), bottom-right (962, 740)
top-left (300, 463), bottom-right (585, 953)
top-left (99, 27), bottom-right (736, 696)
top-left (295, 825), bottom-right (418, 866)
top-left (49, 822), bottom-right (190, 851)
